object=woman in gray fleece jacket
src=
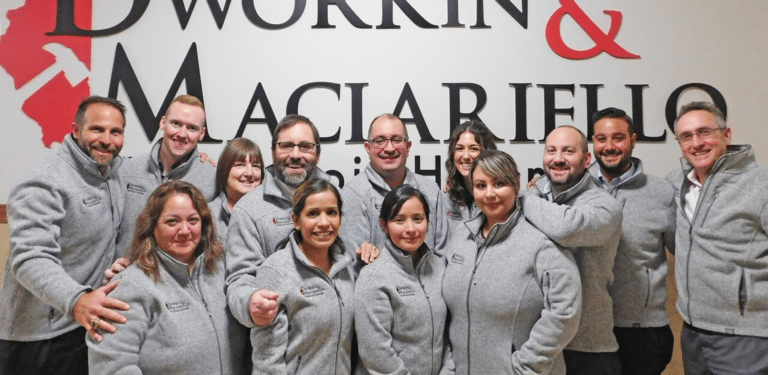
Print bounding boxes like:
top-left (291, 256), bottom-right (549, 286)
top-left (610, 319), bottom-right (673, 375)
top-left (87, 181), bottom-right (250, 375)
top-left (442, 151), bottom-right (582, 375)
top-left (251, 178), bottom-right (355, 375)
top-left (355, 185), bottom-right (452, 375)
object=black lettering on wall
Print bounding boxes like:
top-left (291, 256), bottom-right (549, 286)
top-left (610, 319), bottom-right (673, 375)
top-left (49, 0), bottom-right (149, 36)
top-left (236, 83), bottom-right (278, 137)
top-left (346, 83), bottom-right (368, 143)
top-left (172, 0), bottom-right (233, 30)
top-left (473, 0), bottom-right (528, 29)
top-left (415, 155), bottom-right (441, 186)
top-left (509, 83), bottom-right (534, 143)
top-left (314, 0), bottom-right (372, 28)
top-left (287, 82), bottom-right (342, 142)
top-left (443, 83), bottom-right (502, 142)
top-left (665, 83), bottom-right (727, 133)
top-left (378, 0), bottom-right (438, 29)
top-left (393, 83), bottom-right (437, 142)
top-left (538, 84), bottom-right (575, 140)
top-left (243, 0), bottom-right (306, 29)
top-left (108, 43), bottom-right (221, 143)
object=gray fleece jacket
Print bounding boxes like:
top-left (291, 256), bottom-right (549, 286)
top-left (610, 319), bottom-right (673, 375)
top-left (87, 250), bottom-right (249, 375)
top-left (355, 240), bottom-right (451, 375)
top-left (250, 232), bottom-right (355, 375)
top-left (340, 164), bottom-right (448, 256)
top-left (116, 139), bottom-right (216, 257)
top-left (209, 192), bottom-right (231, 245)
top-left (521, 172), bottom-right (622, 353)
top-left (0, 135), bottom-right (124, 341)
top-left (589, 159), bottom-right (676, 328)
top-left (442, 208), bottom-right (582, 375)
top-left (225, 166), bottom-right (335, 327)
top-left (667, 145), bottom-right (768, 337)
top-left (442, 190), bottom-right (481, 244)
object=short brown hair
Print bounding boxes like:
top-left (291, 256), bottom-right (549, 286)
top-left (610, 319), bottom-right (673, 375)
top-left (215, 138), bottom-right (264, 195)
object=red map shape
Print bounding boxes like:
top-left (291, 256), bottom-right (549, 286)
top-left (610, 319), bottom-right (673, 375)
top-left (0, 0), bottom-right (92, 147)
top-left (22, 72), bottom-right (90, 147)
top-left (0, 0), bottom-right (91, 88)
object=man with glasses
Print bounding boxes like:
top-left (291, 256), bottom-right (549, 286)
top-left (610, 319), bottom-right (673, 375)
top-left (115, 94), bottom-right (216, 256)
top-left (668, 101), bottom-right (768, 374)
top-left (340, 113), bottom-right (448, 257)
top-left (225, 114), bottom-right (337, 328)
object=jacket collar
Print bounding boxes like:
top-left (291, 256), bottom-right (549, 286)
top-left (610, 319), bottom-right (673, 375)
top-left (156, 247), bottom-right (206, 283)
top-left (588, 157), bottom-right (644, 189)
top-left (149, 139), bottom-right (199, 179)
top-left (383, 239), bottom-right (432, 275)
top-left (463, 206), bottom-right (522, 247)
top-left (61, 134), bottom-right (122, 179)
top-left (533, 171), bottom-right (596, 204)
top-left (363, 163), bottom-right (417, 193)
top-left (283, 230), bottom-right (352, 279)
top-left (678, 144), bottom-right (755, 178)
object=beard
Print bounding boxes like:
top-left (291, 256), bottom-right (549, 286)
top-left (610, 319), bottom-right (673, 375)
top-left (275, 159), bottom-right (313, 187)
top-left (544, 162), bottom-right (585, 189)
top-left (595, 152), bottom-right (632, 177)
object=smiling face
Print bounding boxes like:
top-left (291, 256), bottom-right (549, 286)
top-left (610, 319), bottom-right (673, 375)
top-left (292, 189), bottom-right (340, 253)
top-left (72, 103), bottom-right (125, 173)
top-left (226, 155), bottom-right (262, 203)
top-left (453, 131), bottom-right (483, 180)
top-left (273, 123), bottom-right (319, 187)
top-left (154, 193), bottom-right (202, 266)
top-left (472, 166), bottom-right (518, 228)
top-left (675, 110), bottom-right (731, 183)
top-left (381, 196), bottom-right (429, 254)
top-left (159, 102), bottom-right (206, 164)
top-left (365, 116), bottom-right (411, 180)
top-left (543, 127), bottom-right (591, 195)
top-left (592, 117), bottom-right (636, 181)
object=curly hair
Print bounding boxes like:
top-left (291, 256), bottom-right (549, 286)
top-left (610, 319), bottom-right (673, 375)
top-left (445, 120), bottom-right (497, 206)
top-left (127, 181), bottom-right (223, 282)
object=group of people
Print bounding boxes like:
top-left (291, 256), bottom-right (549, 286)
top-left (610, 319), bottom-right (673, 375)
top-left (0, 93), bottom-right (766, 375)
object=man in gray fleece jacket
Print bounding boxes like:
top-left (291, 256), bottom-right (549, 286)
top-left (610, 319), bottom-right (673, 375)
top-left (589, 108), bottom-right (676, 375)
top-left (115, 94), bottom-right (216, 257)
top-left (340, 114), bottom-right (448, 257)
top-left (225, 114), bottom-right (335, 328)
top-left (0, 96), bottom-right (131, 375)
top-left (521, 125), bottom-right (623, 375)
top-left (668, 101), bottom-right (768, 374)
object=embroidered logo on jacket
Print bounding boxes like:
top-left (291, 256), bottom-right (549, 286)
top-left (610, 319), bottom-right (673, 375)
top-left (272, 216), bottom-right (293, 226)
top-left (446, 210), bottom-right (463, 221)
top-left (300, 285), bottom-right (325, 297)
top-left (450, 253), bottom-right (465, 265)
top-left (126, 183), bottom-right (148, 195)
top-left (166, 302), bottom-right (190, 312)
top-left (396, 286), bottom-right (416, 297)
top-left (82, 196), bottom-right (101, 207)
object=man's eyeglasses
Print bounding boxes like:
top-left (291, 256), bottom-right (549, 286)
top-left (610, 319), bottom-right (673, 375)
top-left (275, 141), bottom-right (318, 153)
top-left (676, 127), bottom-right (723, 144)
top-left (369, 136), bottom-right (407, 148)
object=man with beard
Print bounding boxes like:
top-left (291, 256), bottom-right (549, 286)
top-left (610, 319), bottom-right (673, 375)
top-left (225, 114), bottom-right (336, 327)
top-left (115, 94), bottom-right (216, 257)
top-left (521, 125), bottom-right (623, 375)
top-left (589, 108), bottom-right (676, 375)
top-left (667, 102), bottom-right (768, 374)
top-left (0, 96), bottom-right (130, 375)
top-left (339, 113), bottom-right (448, 257)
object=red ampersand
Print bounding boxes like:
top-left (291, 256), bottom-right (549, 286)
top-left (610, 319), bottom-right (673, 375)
top-left (546, 0), bottom-right (640, 60)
